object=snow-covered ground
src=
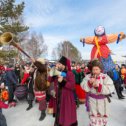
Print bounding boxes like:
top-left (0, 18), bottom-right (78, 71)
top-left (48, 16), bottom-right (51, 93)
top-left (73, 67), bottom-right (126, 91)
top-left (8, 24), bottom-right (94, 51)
top-left (3, 91), bottom-right (126, 126)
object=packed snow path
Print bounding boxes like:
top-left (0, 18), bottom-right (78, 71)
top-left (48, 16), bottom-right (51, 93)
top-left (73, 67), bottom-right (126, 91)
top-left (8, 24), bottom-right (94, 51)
top-left (3, 91), bottom-right (126, 126)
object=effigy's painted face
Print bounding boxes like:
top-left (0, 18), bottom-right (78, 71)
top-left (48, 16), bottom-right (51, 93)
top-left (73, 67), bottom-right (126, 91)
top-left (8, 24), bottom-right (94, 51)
top-left (94, 26), bottom-right (105, 37)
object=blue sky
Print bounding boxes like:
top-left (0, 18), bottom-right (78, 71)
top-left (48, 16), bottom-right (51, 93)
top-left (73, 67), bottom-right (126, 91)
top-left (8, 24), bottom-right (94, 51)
top-left (17, 0), bottom-right (126, 60)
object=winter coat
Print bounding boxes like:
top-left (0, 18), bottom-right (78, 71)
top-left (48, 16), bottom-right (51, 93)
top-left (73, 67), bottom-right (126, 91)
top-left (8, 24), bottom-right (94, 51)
top-left (4, 69), bottom-right (18, 86)
top-left (72, 69), bottom-right (84, 85)
top-left (49, 71), bottom-right (77, 126)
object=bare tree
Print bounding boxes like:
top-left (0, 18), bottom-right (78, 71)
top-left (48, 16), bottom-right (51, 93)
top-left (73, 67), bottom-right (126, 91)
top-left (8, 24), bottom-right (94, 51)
top-left (56, 41), bottom-right (82, 62)
top-left (21, 32), bottom-right (48, 59)
top-left (52, 48), bottom-right (58, 60)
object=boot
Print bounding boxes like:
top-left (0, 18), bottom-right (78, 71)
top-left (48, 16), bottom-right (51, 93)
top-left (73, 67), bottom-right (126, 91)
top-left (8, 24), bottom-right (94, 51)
top-left (120, 94), bottom-right (125, 98)
top-left (39, 110), bottom-right (46, 121)
top-left (120, 90), bottom-right (125, 98)
top-left (118, 96), bottom-right (125, 99)
top-left (26, 101), bottom-right (33, 111)
top-left (26, 104), bottom-right (33, 111)
top-left (118, 93), bottom-right (125, 99)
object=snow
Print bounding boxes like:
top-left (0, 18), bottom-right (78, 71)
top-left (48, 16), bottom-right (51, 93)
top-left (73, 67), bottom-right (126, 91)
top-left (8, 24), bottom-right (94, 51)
top-left (3, 91), bottom-right (126, 126)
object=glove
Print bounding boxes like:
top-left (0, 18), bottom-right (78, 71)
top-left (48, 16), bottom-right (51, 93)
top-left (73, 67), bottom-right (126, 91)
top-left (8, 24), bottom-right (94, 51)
top-left (60, 72), bottom-right (66, 77)
top-left (49, 67), bottom-right (59, 77)
top-left (49, 68), bottom-right (66, 77)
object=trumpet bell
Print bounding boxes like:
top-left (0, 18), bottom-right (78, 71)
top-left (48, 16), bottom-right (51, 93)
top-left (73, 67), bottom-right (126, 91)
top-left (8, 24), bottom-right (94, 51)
top-left (0, 32), bottom-right (31, 58)
top-left (0, 32), bottom-right (13, 44)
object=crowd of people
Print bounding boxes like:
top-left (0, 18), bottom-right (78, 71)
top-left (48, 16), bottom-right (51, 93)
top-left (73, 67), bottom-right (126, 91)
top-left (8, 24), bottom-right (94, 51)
top-left (0, 56), bottom-right (126, 126)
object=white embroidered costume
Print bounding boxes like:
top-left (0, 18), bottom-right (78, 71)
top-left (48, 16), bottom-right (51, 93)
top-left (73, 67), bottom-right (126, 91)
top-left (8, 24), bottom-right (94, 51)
top-left (81, 73), bottom-right (114, 126)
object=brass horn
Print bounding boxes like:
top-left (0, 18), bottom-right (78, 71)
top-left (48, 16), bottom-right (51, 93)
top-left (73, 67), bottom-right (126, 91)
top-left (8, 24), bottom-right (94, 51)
top-left (0, 32), bottom-right (31, 58)
top-left (0, 32), bottom-right (13, 44)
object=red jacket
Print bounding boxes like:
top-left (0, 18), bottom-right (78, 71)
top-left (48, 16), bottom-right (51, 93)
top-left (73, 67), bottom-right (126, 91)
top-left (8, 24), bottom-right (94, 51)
top-left (21, 73), bottom-right (30, 84)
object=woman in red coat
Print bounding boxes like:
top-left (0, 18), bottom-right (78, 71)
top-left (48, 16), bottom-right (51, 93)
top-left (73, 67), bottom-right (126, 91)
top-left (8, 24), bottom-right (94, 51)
top-left (21, 64), bottom-right (30, 85)
top-left (72, 63), bottom-right (86, 103)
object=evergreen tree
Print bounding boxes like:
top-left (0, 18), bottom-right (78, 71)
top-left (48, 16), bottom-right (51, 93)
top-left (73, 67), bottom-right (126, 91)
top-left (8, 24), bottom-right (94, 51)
top-left (0, 0), bottom-right (29, 64)
top-left (0, 0), bottom-right (28, 35)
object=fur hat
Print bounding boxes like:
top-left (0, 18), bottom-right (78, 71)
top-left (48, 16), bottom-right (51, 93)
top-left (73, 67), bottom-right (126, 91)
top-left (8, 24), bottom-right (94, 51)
top-left (59, 56), bottom-right (67, 66)
top-left (59, 56), bottom-right (71, 71)
top-left (36, 58), bottom-right (45, 64)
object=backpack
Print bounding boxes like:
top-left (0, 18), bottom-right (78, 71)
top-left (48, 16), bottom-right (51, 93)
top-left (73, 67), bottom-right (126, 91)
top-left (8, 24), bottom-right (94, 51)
top-left (14, 85), bottom-right (27, 100)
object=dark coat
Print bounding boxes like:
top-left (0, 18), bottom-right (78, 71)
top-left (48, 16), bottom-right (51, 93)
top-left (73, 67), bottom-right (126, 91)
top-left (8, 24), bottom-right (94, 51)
top-left (27, 72), bottom-right (34, 94)
top-left (4, 69), bottom-right (18, 86)
top-left (15, 66), bottom-right (20, 78)
top-left (0, 73), bottom-right (5, 85)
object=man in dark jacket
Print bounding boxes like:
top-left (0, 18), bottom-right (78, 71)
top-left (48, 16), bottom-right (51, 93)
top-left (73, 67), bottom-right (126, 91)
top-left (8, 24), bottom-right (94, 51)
top-left (26, 66), bottom-right (35, 111)
top-left (4, 65), bottom-right (18, 105)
